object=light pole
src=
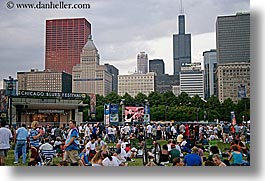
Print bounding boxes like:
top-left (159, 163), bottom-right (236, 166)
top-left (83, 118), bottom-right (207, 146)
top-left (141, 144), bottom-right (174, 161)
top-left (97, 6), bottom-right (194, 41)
top-left (3, 76), bottom-right (17, 126)
top-left (120, 99), bottom-right (125, 126)
top-left (201, 98), bottom-right (207, 122)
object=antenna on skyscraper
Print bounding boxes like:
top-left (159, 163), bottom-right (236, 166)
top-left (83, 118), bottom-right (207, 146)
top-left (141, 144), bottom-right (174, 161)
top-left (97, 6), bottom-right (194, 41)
top-left (179, 0), bottom-right (184, 14)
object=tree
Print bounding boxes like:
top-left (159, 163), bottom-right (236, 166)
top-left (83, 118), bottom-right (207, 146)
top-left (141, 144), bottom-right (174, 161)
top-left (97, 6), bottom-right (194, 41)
top-left (150, 105), bottom-right (165, 121)
top-left (190, 95), bottom-right (203, 108)
top-left (235, 98), bottom-right (250, 122)
top-left (105, 92), bottom-right (121, 104)
top-left (177, 92), bottom-right (191, 106)
top-left (161, 91), bottom-right (177, 106)
top-left (148, 91), bottom-right (162, 107)
top-left (219, 98), bottom-right (236, 122)
top-left (96, 94), bottom-right (105, 107)
top-left (95, 105), bottom-right (104, 122)
top-left (134, 92), bottom-right (148, 105)
top-left (121, 93), bottom-right (135, 106)
top-left (206, 95), bottom-right (221, 111)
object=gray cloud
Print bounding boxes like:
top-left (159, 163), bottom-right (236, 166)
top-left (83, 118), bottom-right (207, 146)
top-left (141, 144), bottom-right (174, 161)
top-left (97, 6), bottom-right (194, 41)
top-left (0, 0), bottom-right (250, 87)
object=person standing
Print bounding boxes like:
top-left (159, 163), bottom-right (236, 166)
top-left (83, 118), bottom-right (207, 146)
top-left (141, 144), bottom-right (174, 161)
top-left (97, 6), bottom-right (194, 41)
top-left (63, 120), bottom-right (83, 166)
top-left (14, 123), bottom-right (28, 164)
top-left (0, 121), bottom-right (13, 166)
top-left (29, 121), bottom-right (44, 166)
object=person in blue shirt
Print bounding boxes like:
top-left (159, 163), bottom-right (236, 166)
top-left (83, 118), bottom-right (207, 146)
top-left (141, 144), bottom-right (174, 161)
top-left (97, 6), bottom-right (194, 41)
top-left (79, 148), bottom-right (91, 166)
top-left (183, 146), bottom-right (202, 166)
top-left (14, 123), bottom-right (29, 164)
top-left (63, 120), bottom-right (84, 166)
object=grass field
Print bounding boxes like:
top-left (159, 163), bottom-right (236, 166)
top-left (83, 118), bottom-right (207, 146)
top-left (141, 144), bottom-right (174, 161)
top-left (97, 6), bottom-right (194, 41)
top-left (4, 140), bottom-right (237, 166)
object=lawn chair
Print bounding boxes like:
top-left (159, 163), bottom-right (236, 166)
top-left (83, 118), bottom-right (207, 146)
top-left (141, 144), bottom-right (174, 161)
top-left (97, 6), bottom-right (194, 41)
top-left (130, 138), bottom-right (140, 150)
top-left (142, 138), bottom-right (161, 166)
top-left (39, 149), bottom-right (56, 166)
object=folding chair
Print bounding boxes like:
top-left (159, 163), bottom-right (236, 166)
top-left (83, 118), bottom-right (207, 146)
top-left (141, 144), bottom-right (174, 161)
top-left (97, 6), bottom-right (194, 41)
top-left (39, 149), bottom-right (56, 166)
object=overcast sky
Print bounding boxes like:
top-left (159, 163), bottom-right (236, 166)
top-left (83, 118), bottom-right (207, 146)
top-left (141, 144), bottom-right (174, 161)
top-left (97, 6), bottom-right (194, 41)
top-left (0, 0), bottom-right (250, 88)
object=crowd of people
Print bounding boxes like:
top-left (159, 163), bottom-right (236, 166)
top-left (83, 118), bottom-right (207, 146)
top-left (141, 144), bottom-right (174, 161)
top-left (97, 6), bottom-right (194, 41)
top-left (0, 119), bottom-right (250, 166)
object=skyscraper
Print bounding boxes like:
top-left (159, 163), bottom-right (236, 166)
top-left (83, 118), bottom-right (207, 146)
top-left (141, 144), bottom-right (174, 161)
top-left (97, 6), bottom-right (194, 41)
top-left (173, 5), bottom-right (191, 75)
top-left (45, 18), bottom-right (91, 74)
top-left (17, 69), bottom-right (72, 93)
top-left (137, 52), bottom-right (148, 74)
top-left (203, 49), bottom-right (217, 100)
top-left (216, 12), bottom-right (250, 103)
top-left (149, 59), bottom-right (165, 75)
top-left (104, 63), bottom-right (119, 93)
top-left (180, 63), bottom-right (204, 98)
top-left (118, 72), bottom-right (155, 97)
top-left (72, 36), bottom-right (112, 96)
top-left (216, 12), bottom-right (250, 64)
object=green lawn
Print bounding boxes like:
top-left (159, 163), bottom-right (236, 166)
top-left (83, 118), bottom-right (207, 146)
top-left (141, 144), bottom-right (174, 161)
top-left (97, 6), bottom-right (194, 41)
top-left (5, 140), bottom-right (243, 166)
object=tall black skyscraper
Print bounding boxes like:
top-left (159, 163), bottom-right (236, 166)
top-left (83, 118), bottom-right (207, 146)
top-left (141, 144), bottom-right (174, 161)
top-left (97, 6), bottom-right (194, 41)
top-left (216, 12), bottom-right (250, 64)
top-left (173, 1), bottom-right (191, 75)
top-left (104, 63), bottom-right (119, 94)
top-left (149, 59), bottom-right (165, 75)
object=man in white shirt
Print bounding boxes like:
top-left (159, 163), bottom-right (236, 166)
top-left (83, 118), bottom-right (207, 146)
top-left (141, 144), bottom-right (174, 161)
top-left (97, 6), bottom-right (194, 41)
top-left (146, 123), bottom-right (153, 138)
top-left (107, 126), bottom-right (115, 143)
top-left (171, 125), bottom-right (177, 139)
top-left (84, 123), bottom-right (91, 139)
top-left (0, 121), bottom-right (13, 166)
top-left (39, 138), bottom-right (53, 151)
top-left (114, 143), bottom-right (127, 162)
top-left (85, 138), bottom-right (98, 161)
top-left (124, 124), bottom-right (130, 135)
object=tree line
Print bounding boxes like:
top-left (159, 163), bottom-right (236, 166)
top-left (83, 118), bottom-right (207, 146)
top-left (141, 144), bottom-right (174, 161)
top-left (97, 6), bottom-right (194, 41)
top-left (82, 91), bottom-right (250, 124)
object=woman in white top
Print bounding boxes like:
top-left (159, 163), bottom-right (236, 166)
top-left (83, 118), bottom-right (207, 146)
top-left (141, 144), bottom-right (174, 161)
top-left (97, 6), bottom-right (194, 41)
top-left (90, 151), bottom-right (103, 166)
top-left (102, 151), bottom-right (122, 166)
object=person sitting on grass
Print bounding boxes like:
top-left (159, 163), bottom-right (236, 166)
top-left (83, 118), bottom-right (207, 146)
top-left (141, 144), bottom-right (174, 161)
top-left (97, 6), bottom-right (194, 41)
top-left (169, 144), bottom-right (180, 163)
top-left (212, 154), bottom-right (226, 166)
top-left (79, 148), bottom-right (91, 166)
top-left (172, 157), bottom-right (185, 166)
top-left (39, 138), bottom-right (53, 151)
top-left (228, 145), bottom-right (247, 166)
top-left (160, 144), bottom-right (170, 163)
top-left (207, 145), bottom-right (221, 162)
top-left (183, 146), bottom-right (202, 166)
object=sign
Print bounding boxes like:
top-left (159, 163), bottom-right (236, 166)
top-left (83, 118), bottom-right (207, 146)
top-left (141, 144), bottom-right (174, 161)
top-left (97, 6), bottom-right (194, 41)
top-left (110, 104), bottom-right (119, 122)
top-left (238, 85), bottom-right (246, 98)
top-left (18, 90), bottom-right (86, 100)
top-left (39, 110), bottom-right (64, 114)
top-left (231, 111), bottom-right (236, 125)
top-left (104, 103), bottom-right (119, 124)
top-left (4, 79), bottom-right (18, 96)
top-left (125, 106), bottom-right (144, 122)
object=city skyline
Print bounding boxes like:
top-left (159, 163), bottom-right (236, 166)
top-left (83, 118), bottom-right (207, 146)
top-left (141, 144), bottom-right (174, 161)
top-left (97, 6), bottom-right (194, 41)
top-left (0, 0), bottom-right (249, 88)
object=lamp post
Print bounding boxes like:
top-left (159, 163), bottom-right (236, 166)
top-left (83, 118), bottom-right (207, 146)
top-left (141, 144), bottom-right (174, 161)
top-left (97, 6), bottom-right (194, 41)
top-left (120, 99), bottom-right (125, 126)
top-left (201, 98), bottom-right (207, 122)
top-left (3, 76), bottom-right (17, 126)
